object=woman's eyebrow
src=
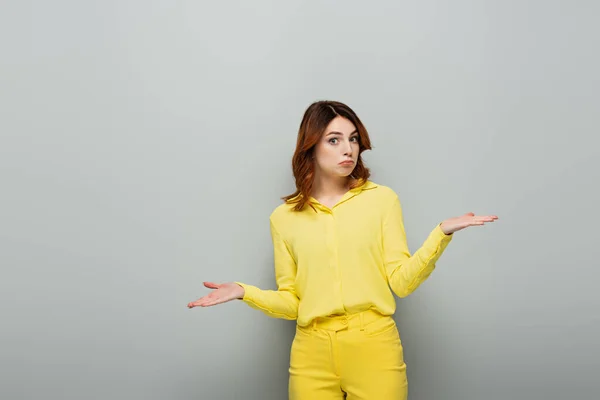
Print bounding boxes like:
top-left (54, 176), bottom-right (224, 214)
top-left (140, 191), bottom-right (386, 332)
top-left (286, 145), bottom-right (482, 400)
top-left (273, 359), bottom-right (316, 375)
top-left (325, 130), bottom-right (358, 136)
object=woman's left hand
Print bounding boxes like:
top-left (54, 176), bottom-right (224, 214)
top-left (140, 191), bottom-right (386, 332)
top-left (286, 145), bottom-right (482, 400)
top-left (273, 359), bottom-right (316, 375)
top-left (439, 212), bottom-right (498, 235)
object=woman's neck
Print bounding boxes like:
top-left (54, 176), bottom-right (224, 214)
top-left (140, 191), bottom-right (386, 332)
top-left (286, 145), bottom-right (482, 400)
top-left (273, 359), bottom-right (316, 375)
top-left (311, 174), bottom-right (353, 200)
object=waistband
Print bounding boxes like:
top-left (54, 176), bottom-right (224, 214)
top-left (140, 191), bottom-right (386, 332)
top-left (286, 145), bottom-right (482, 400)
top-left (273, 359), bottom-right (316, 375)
top-left (304, 309), bottom-right (391, 332)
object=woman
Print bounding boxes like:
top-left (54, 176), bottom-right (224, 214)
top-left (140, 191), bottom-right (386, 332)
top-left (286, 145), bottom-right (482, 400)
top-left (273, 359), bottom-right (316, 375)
top-left (187, 100), bottom-right (498, 399)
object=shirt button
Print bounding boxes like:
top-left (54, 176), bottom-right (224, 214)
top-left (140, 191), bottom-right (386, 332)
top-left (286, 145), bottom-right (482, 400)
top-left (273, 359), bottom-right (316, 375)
top-left (342, 319), bottom-right (348, 325)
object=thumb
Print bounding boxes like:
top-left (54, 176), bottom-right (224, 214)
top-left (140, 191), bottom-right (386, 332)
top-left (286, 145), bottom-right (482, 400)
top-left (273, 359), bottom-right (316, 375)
top-left (464, 212), bottom-right (475, 216)
top-left (203, 281), bottom-right (221, 289)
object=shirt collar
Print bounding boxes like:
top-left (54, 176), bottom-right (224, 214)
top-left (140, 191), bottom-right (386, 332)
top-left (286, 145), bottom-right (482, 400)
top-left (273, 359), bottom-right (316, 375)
top-left (333, 179), bottom-right (378, 205)
top-left (350, 179), bottom-right (378, 193)
top-left (305, 179), bottom-right (378, 210)
top-left (287, 179), bottom-right (378, 203)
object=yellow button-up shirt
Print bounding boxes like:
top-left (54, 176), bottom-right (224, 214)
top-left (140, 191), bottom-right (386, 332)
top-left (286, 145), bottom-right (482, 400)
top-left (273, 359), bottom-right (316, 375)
top-left (236, 180), bottom-right (453, 327)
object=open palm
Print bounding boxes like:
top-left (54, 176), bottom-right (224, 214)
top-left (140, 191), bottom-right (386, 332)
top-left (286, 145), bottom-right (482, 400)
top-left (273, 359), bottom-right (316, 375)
top-left (187, 282), bottom-right (244, 308)
top-left (440, 212), bottom-right (498, 235)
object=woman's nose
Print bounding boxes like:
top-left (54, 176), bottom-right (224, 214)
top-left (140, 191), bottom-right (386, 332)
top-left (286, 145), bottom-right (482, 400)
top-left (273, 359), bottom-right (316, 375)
top-left (343, 142), bottom-right (353, 156)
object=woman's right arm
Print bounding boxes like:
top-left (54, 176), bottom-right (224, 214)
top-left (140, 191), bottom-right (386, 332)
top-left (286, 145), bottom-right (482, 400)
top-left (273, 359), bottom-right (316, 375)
top-left (234, 218), bottom-right (299, 320)
top-left (188, 218), bottom-right (299, 320)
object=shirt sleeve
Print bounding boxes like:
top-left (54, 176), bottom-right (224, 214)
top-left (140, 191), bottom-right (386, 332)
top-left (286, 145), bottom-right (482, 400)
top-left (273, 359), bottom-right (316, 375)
top-left (234, 217), bottom-right (299, 320)
top-left (382, 195), bottom-right (453, 298)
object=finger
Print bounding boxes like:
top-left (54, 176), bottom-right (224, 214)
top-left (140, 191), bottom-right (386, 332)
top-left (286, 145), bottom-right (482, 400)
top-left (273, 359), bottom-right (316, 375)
top-left (468, 222), bottom-right (485, 226)
top-left (197, 295), bottom-right (216, 306)
top-left (194, 300), bottom-right (210, 307)
top-left (188, 295), bottom-right (210, 307)
top-left (475, 215), bottom-right (498, 220)
top-left (203, 282), bottom-right (221, 289)
top-left (201, 298), bottom-right (224, 307)
top-left (188, 300), bottom-right (202, 308)
top-left (464, 212), bottom-right (475, 217)
top-left (473, 217), bottom-right (496, 222)
top-left (465, 220), bottom-right (485, 226)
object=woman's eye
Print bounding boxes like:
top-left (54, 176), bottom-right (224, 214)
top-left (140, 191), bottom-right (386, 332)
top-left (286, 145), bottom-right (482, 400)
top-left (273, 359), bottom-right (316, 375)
top-left (328, 136), bottom-right (358, 144)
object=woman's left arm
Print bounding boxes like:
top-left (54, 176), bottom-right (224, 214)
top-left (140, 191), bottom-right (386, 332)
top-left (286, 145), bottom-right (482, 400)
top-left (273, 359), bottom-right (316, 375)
top-left (383, 195), bottom-right (497, 298)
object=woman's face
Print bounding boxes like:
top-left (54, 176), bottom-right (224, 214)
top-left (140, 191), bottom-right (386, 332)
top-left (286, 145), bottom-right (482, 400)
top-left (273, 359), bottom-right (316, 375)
top-left (313, 116), bottom-right (360, 179)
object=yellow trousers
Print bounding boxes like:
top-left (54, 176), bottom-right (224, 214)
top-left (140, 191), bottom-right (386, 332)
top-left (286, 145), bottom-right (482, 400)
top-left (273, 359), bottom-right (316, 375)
top-left (289, 309), bottom-right (408, 400)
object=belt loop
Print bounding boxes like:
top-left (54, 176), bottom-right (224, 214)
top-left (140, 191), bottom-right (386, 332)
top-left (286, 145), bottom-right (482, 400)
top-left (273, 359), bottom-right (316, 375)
top-left (360, 312), bottom-right (365, 331)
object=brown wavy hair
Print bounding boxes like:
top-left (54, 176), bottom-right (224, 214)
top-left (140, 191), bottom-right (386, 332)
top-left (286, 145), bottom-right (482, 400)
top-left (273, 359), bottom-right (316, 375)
top-left (282, 100), bottom-right (372, 211)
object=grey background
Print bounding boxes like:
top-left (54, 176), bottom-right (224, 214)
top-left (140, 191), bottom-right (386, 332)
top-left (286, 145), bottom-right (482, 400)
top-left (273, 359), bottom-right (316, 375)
top-left (1, 1), bottom-right (598, 399)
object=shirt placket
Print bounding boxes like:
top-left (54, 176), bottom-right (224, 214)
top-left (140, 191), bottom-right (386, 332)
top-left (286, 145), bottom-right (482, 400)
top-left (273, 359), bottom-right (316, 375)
top-left (324, 207), bottom-right (345, 313)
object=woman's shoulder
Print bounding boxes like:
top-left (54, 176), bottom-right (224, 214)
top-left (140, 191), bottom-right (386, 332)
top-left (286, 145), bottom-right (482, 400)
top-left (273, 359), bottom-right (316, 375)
top-left (270, 201), bottom-right (294, 216)
top-left (268, 200), bottom-right (297, 225)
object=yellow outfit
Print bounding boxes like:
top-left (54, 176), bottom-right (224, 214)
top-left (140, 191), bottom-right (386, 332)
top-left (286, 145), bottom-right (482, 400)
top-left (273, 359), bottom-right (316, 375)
top-left (236, 180), bottom-right (453, 399)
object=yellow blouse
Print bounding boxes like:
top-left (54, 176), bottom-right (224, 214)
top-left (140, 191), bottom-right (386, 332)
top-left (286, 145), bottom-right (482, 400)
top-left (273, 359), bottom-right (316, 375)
top-left (235, 180), bottom-right (453, 327)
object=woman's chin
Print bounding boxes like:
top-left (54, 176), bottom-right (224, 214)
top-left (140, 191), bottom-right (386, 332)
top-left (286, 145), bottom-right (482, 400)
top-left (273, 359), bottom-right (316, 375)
top-left (336, 171), bottom-right (354, 178)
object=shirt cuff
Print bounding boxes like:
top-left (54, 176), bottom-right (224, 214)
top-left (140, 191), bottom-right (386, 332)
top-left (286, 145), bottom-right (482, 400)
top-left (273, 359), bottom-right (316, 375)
top-left (234, 281), bottom-right (258, 303)
top-left (436, 223), bottom-right (453, 239)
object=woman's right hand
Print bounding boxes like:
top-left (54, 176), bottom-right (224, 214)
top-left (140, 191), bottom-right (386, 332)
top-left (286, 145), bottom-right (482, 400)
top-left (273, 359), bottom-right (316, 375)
top-left (187, 282), bottom-right (245, 308)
